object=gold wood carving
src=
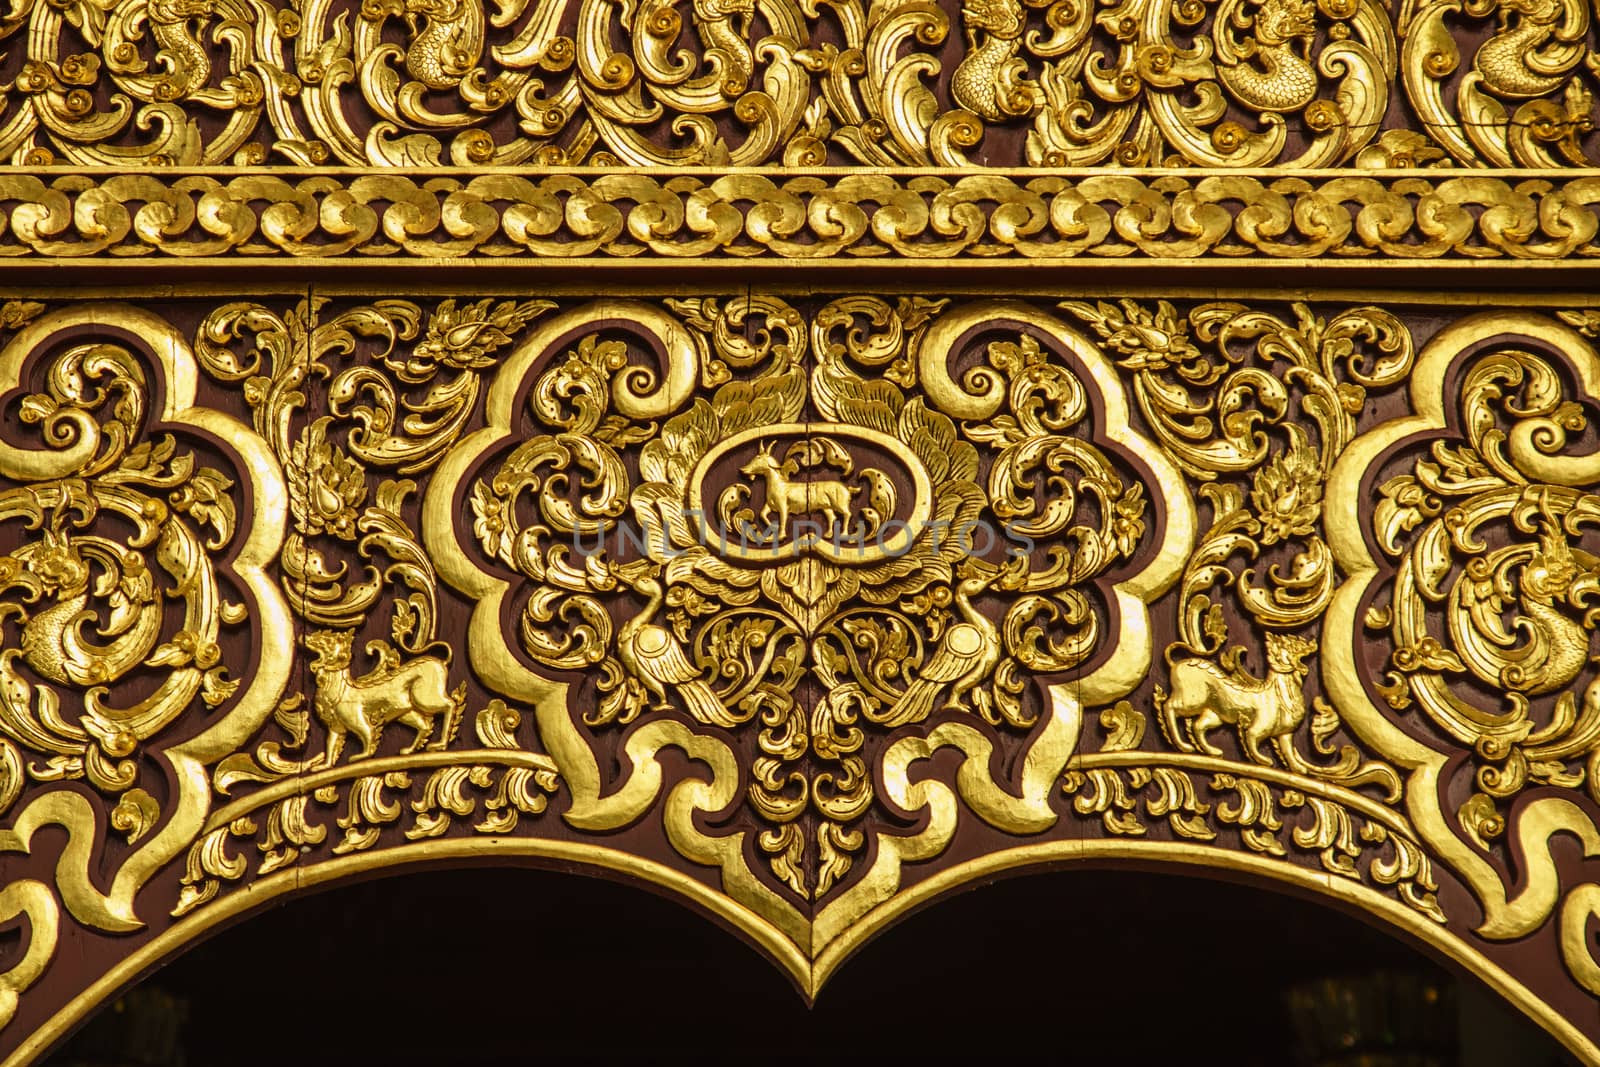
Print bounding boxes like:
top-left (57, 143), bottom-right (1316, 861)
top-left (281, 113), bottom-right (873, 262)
top-left (424, 296), bottom-right (1189, 919)
top-left (0, 299), bottom-right (292, 1031)
top-left (0, 0), bottom-right (1596, 1061)
top-left (1, 170), bottom-right (1600, 263)
top-left (0, 0), bottom-right (1595, 167)
top-left (3, 291), bottom-right (1600, 1064)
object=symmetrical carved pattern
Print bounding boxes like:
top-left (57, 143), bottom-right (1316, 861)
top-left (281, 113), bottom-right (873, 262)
top-left (0, 0), bottom-right (1597, 167)
top-left (2, 292), bottom-right (1600, 1064)
top-left (0, 0), bottom-right (1596, 1060)
top-left (431, 296), bottom-right (1184, 907)
top-left (0, 172), bottom-right (1599, 262)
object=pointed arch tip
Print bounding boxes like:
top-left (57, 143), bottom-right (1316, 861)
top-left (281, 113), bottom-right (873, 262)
top-left (7, 288), bottom-right (1600, 1067)
top-left (9, 843), bottom-right (1600, 1066)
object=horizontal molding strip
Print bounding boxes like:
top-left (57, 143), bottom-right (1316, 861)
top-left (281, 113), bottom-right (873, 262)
top-left (4, 168), bottom-right (1600, 267)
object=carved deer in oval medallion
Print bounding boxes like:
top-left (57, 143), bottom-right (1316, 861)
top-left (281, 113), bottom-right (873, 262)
top-left (739, 441), bottom-right (858, 536)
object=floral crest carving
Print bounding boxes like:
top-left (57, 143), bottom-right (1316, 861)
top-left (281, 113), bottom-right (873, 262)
top-left (427, 297), bottom-right (1193, 950)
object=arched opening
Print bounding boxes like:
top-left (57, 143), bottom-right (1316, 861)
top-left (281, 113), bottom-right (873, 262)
top-left (42, 867), bottom-right (1578, 1065)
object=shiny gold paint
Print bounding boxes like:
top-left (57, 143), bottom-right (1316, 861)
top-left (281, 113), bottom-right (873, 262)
top-left (0, 0), bottom-right (1597, 1056)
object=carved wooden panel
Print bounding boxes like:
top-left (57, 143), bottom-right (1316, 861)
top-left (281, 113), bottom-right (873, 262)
top-left (0, 0), bottom-right (1597, 1059)
top-left (0, 171), bottom-right (1597, 262)
top-left (0, 288), bottom-right (1598, 1061)
top-left (0, 0), bottom-right (1595, 168)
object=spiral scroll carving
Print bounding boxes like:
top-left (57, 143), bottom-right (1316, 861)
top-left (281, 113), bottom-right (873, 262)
top-left (0, 0), bottom-right (1597, 166)
top-left (0, 293), bottom-right (1597, 1065)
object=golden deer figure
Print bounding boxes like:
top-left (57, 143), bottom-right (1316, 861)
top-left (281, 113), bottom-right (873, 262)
top-left (304, 629), bottom-right (465, 766)
top-left (739, 441), bottom-right (857, 535)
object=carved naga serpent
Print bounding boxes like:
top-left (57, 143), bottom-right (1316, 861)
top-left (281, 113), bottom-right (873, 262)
top-left (1459, 512), bottom-right (1598, 697)
top-left (361, 0), bottom-right (486, 92)
top-left (13, 525), bottom-right (161, 690)
top-left (691, 0), bottom-right (756, 98)
top-left (1218, 0), bottom-right (1320, 113)
top-left (1474, 0), bottom-right (1571, 97)
top-left (951, 0), bottom-right (1031, 122)
top-left (143, 0), bottom-right (215, 101)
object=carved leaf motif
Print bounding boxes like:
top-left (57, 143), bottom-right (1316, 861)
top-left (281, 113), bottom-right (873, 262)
top-left (641, 399), bottom-right (718, 486)
top-left (33, 293), bottom-right (1600, 1067)
top-left (713, 367), bottom-right (806, 435)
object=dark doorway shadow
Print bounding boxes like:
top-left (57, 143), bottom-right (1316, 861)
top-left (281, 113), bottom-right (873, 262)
top-left (45, 866), bottom-right (1579, 1066)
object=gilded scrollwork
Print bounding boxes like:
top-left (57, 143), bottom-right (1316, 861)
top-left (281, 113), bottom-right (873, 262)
top-left (0, 0), bottom-right (1592, 166)
top-left (0, 5), bottom-right (1596, 1065)
top-left (426, 294), bottom-right (1193, 933)
top-left (1063, 718), bottom-right (1445, 920)
top-left (0, 301), bottom-right (291, 1031)
top-left (10, 291), bottom-right (1600, 1065)
top-left (1061, 297), bottom-right (1412, 786)
top-left (173, 701), bottom-right (559, 913)
top-left (1023, 0), bottom-right (1396, 167)
top-left (1401, 0), bottom-right (1600, 166)
top-left (0, 172), bottom-right (1596, 263)
top-left (1327, 310), bottom-right (1600, 1009)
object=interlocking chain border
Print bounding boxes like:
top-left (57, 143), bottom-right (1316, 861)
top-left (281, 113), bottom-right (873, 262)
top-left (0, 169), bottom-right (1599, 266)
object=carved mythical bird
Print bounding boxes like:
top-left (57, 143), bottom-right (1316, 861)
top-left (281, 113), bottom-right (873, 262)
top-left (874, 572), bottom-right (1000, 728)
top-left (1455, 495), bottom-right (1600, 697)
top-left (615, 565), bottom-right (740, 727)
